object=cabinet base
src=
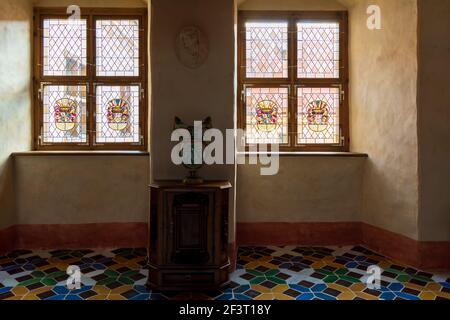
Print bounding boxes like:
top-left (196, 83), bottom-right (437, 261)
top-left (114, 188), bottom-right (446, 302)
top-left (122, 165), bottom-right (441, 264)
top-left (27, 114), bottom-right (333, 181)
top-left (146, 263), bottom-right (231, 291)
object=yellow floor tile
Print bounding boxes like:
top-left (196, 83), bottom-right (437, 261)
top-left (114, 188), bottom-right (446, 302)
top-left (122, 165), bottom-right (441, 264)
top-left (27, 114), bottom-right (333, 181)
top-left (350, 283), bottom-right (366, 291)
top-left (107, 294), bottom-right (127, 300)
top-left (337, 291), bottom-right (356, 300)
top-left (87, 294), bottom-right (108, 300)
top-left (5, 295), bottom-right (24, 300)
top-left (271, 284), bottom-right (289, 293)
top-left (425, 282), bottom-right (442, 291)
top-left (111, 284), bottom-right (133, 294)
top-left (354, 291), bottom-right (378, 300)
top-left (311, 261), bottom-right (326, 269)
top-left (251, 284), bottom-right (271, 294)
top-left (22, 294), bottom-right (40, 300)
top-left (434, 291), bottom-right (450, 300)
top-left (11, 286), bottom-right (29, 296)
top-left (255, 293), bottom-right (273, 300)
top-left (29, 286), bottom-right (54, 295)
top-left (419, 292), bottom-right (437, 300)
top-left (92, 285), bottom-right (111, 295)
top-left (243, 261), bottom-right (260, 269)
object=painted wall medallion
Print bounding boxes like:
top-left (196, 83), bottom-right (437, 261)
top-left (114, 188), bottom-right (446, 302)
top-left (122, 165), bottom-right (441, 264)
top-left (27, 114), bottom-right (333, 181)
top-left (175, 26), bottom-right (209, 69)
top-left (54, 98), bottom-right (77, 131)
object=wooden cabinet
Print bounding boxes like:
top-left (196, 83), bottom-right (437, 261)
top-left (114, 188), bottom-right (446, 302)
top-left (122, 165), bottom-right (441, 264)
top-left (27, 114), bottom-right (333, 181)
top-left (147, 181), bottom-right (231, 291)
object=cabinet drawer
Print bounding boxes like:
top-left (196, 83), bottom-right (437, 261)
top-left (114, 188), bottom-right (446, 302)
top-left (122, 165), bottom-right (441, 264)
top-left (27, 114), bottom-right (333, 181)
top-left (162, 272), bottom-right (214, 286)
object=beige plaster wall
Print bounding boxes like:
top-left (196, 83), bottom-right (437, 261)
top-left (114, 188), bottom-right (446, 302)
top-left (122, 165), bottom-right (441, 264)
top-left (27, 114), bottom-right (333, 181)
top-left (417, 0), bottom-right (450, 241)
top-left (14, 155), bottom-right (149, 224)
top-left (0, 0), bottom-right (33, 229)
top-left (33, 0), bottom-right (147, 8)
top-left (236, 0), bottom-right (365, 224)
top-left (239, 0), bottom-right (346, 10)
top-left (237, 0), bottom-right (421, 242)
top-left (237, 157), bottom-right (365, 222)
top-left (348, 0), bottom-right (419, 239)
top-left (150, 0), bottom-right (236, 239)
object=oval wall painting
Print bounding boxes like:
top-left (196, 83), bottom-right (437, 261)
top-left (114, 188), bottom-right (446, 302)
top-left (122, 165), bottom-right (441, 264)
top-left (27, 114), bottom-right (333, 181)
top-left (175, 26), bottom-right (209, 69)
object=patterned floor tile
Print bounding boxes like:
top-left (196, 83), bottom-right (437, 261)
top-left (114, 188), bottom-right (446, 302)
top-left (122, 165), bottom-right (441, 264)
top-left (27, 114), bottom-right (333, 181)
top-left (0, 246), bottom-right (448, 300)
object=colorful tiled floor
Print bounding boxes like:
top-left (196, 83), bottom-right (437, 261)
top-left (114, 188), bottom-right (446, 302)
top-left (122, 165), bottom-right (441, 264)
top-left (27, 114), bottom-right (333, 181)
top-left (0, 246), bottom-right (448, 300)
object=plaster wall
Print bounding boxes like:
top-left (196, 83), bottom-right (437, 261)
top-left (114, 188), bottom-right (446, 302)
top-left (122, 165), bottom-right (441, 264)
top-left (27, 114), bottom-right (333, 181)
top-left (0, 0), bottom-right (152, 231)
top-left (417, 0), bottom-right (450, 241)
top-left (33, 0), bottom-right (147, 8)
top-left (236, 0), bottom-right (365, 224)
top-left (14, 155), bottom-right (149, 225)
top-left (239, 0), bottom-right (346, 11)
top-left (0, 0), bottom-right (33, 229)
top-left (347, 0), bottom-right (419, 239)
top-left (237, 157), bottom-right (365, 222)
top-left (150, 0), bottom-right (236, 239)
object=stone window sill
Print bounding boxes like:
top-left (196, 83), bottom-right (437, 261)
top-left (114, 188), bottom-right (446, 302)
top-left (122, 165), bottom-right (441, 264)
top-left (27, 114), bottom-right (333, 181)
top-left (12, 151), bottom-right (149, 157)
top-left (236, 152), bottom-right (368, 158)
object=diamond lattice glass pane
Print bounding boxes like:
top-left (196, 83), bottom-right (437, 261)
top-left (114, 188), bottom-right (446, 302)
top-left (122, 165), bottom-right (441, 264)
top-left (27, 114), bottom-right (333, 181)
top-left (245, 22), bottom-right (288, 78)
top-left (298, 87), bottom-right (340, 144)
top-left (245, 87), bottom-right (288, 144)
top-left (42, 85), bottom-right (87, 143)
top-left (297, 22), bottom-right (340, 78)
top-left (96, 85), bottom-right (140, 143)
top-left (43, 19), bottom-right (87, 76)
top-left (96, 20), bottom-right (140, 77)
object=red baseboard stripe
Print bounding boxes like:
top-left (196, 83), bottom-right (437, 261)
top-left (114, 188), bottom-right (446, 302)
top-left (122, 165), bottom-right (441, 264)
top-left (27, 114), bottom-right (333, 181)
top-left (237, 222), bottom-right (450, 271)
top-left (0, 222), bottom-right (448, 270)
top-left (236, 222), bottom-right (361, 246)
top-left (0, 223), bottom-right (147, 255)
top-left (0, 226), bottom-right (16, 256)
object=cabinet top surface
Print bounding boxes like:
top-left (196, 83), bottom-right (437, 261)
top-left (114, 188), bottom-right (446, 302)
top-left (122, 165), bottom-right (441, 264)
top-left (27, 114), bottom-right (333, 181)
top-left (149, 180), bottom-right (232, 189)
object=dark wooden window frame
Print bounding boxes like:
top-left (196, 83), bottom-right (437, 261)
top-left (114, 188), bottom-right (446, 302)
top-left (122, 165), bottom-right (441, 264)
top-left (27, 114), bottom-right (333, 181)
top-left (33, 7), bottom-right (148, 151)
top-left (238, 11), bottom-right (349, 152)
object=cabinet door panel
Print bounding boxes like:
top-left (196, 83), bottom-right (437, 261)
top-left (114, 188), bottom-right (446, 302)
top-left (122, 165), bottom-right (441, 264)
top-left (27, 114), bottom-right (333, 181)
top-left (167, 192), bottom-right (213, 265)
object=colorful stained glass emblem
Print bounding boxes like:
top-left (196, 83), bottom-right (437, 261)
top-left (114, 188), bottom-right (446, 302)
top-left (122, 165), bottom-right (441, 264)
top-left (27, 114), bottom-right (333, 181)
top-left (54, 98), bottom-right (78, 131)
top-left (306, 100), bottom-right (330, 132)
top-left (107, 98), bottom-right (130, 131)
top-left (255, 100), bottom-right (279, 132)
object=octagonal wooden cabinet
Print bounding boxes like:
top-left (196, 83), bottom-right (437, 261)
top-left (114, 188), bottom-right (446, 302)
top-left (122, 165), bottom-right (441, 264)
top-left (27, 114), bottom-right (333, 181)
top-left (147, 180), bottom-right (231, 291)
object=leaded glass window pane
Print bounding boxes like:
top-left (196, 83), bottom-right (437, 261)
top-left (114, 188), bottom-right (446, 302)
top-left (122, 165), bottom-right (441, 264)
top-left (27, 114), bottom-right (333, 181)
top-left (43, 19), bottom-right (87, 76)
top-left (297, 87), bottom-right (340, 144)
top-left (245, 87), bottom-right (289, 144)
top-left (42, 85), bottom-right (87, 143)
top-left (95, 85), bottom-right (140, 143)
top-left (245, 22), bottom-right (288, 78)
top-left (297, 22), bottom-right (340, 79)
top-left (96, 19), bottom-right (140, 77)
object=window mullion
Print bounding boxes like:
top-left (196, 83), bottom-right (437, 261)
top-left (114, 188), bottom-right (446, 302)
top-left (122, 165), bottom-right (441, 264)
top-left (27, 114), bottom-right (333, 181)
top-left (288, 16), bottom-right (297, 149)
top-left (87, 13), bottom-right (95, 149)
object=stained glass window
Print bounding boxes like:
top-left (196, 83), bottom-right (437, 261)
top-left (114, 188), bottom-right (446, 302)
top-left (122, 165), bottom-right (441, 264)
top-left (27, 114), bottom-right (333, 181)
top-left (297, 87), bottom-right (340, 144)
top-left (96, 20), bottom-right (140, 77)
top-left (36, 9), bottom-right (146, 150)
top-left (297, 22), bottom-right (340, 79)
top-left (245, 22), bottom-right (288, 78)
top-left (95, 85), bottom-right (140, 143)
top-left (42, 85), bottom-right (87, 144)
top-left (43, 19), bottom-right (87, 76)
top-left (239, 12), bottom-right (347, 150)
top-left (245, 87), bottom-right (289, 144)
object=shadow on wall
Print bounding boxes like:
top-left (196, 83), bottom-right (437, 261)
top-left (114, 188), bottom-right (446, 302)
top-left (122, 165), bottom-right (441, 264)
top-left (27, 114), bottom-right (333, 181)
top-left (0, 15), bottom-right (33, 229)
top-left (0, 158), bottom-right (16, 229)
